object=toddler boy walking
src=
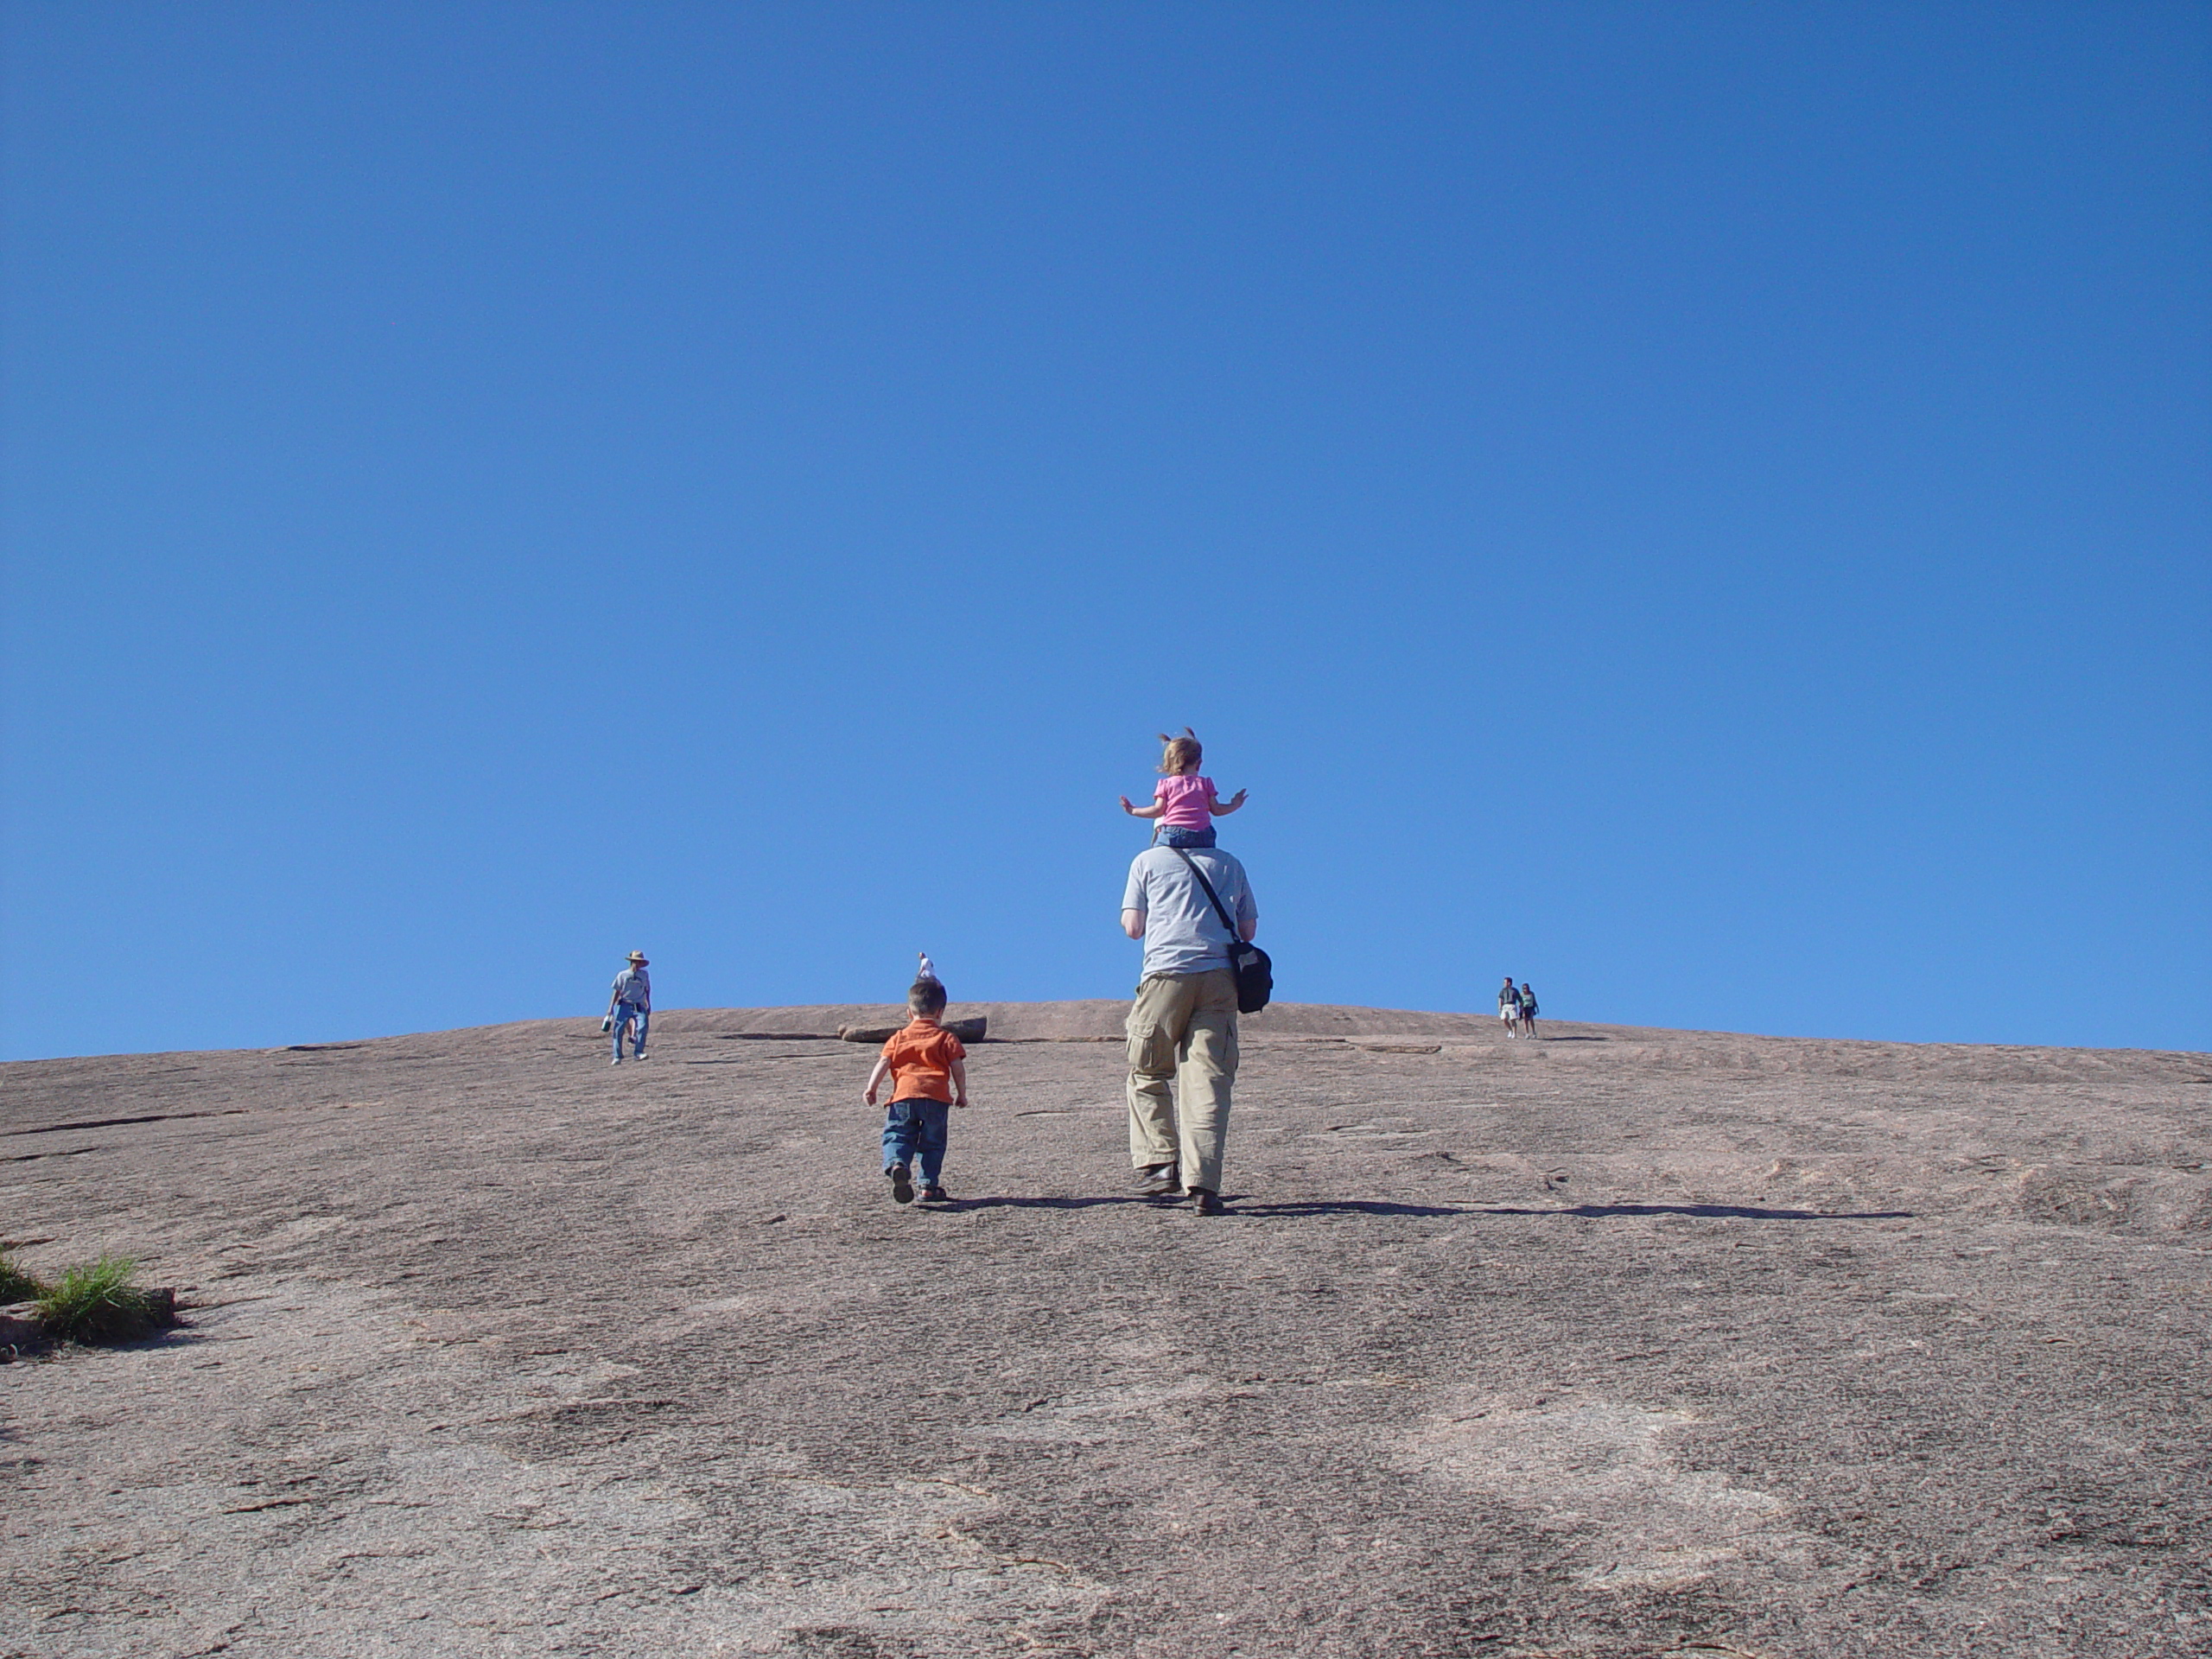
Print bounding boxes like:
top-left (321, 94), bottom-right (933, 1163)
top-left (864, 977), bottom-right (969, 1205)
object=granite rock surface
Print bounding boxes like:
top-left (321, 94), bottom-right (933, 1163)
top-left (2, 1003), bottom-right (2208, 1656)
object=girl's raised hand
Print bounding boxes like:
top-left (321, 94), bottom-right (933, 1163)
top-left (1118, 795), bottom-right (1137, 814)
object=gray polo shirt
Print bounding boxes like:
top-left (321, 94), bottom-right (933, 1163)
top-left (1122, 846), bottom-right (1257, 979)
top-left (612, 967), bottom-right (651, 1008)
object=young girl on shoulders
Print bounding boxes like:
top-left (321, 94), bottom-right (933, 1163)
top-left (1119, 728), bottom-right (1248, 848)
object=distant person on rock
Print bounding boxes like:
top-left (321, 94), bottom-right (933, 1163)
top-left (1120, 728), bottom-right (1248, 849)
top-left (916, 951), bottom-right (939, 985)
top-left (605, 950), bottom-right (651, 1065)
top-left (1518, 982), bottom-right (1538, 1038)
top-left (1500, 975), bottom-right (1520, 1038)
top-left (1121, 836), bottom-right (1259, 1215)
top-left (864, 976), bottom-right (969, 1205)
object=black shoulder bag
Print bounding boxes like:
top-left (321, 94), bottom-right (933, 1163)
top-left (1172, 849), bottom-right (1274, 1014)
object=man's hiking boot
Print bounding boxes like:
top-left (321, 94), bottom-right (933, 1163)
top-left (1187, 1186), bottom-right (1226, 1216)
top-left (1135, 1163), bottom-right (1180, 1197)
top-left (888, 1166), bottom-right (914, 1205)
top-left (918, 1185), bottom-right (950, 1204)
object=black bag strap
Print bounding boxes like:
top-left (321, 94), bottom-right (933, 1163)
top-left (1172, 849), bottom-right (1243, 941)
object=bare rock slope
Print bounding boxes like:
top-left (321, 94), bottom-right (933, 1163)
top-left (2, 1004), bottom-right (2208, 1658)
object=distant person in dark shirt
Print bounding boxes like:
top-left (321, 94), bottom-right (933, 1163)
top-left (1517, 982), bottom-right (1538, 1038)
top-left (1499, 975), bottom-right (1521, 1039)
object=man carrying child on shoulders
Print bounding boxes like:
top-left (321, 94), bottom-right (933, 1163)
top-left (1120, 839), bottom-right (1259, 1216)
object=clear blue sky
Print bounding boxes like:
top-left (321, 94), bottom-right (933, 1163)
top-left (3, 3), bottom-right (2207, 1060)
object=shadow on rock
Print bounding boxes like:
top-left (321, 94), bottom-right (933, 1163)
top-left (935, 1194), bottom-right (1170, 1211)
top-left (1229, 1199), bottom-right (1479, 1217)
top-left (1479, 1202), bottom-right (1914, 1221)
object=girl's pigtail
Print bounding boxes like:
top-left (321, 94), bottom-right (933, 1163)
top-left (1156, 727), bottom-right (1202, 774)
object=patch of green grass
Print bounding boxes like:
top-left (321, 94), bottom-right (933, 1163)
top-left (34, 1254), bottom-right (166, 1343)
top-left (0, 1250), bottom-right (43, 1303)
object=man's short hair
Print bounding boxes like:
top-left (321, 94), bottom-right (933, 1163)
top-left (908, 978), bottom-right (948, 1014)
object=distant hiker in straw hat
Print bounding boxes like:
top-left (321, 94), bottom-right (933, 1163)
top-left (605, 951), bottom-right (652, 1065)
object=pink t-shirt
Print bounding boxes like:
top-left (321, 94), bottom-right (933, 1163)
top-left (1154, 772), bottom-right (1217, 829)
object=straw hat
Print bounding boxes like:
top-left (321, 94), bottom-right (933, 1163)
top-left (627, 950), bottom-right (649, 963)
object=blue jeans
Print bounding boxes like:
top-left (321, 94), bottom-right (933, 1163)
top-left (1156, 823), bottom-right (1217, 849)
top-left (882, 1098), bottom-right (950, 1185)
top-left (612, 1002), bottom-right (648, 1059)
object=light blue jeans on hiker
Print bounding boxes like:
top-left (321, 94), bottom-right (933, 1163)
top-left (612, 1002), bottom-right (649, 1060)
top-left (882, 1098), bottom-right (950, 1185)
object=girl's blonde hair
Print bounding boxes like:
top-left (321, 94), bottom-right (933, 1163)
top-left (1157, 728), bottom-right (1202, 774)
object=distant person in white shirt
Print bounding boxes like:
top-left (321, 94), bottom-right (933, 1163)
top-left (605, 951), bottom-right (652, 1065)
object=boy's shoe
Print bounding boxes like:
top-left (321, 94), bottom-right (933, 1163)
top-left (1135, 1163), bottom-right (1180, 1197)
top-left (1187, 1185), bottom-right (1226, 1216)
top-left (888, 1166), bottom-right (914, 1205)
top-left (918, 1185), bottom-right (950, 1204)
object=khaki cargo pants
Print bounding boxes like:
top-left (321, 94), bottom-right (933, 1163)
top-left (1126, 968), bottom-right (1240, 1195)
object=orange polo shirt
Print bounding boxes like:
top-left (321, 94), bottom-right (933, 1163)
top-left (881, 1017), bottom-right (966, 1103)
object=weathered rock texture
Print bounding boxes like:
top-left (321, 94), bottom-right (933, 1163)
top-left (1, 1003), bottom-right (2208, 1657)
